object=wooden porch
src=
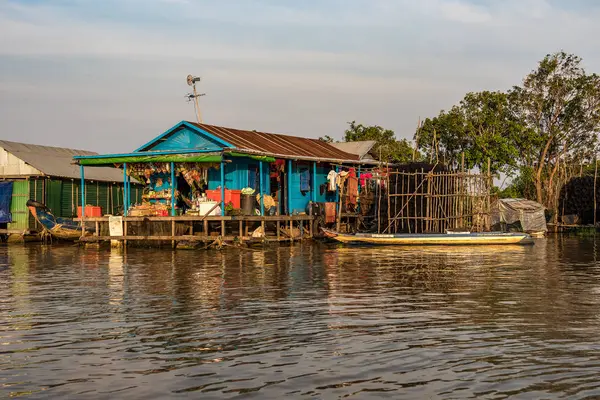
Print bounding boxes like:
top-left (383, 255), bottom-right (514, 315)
top-left (75, 214), bottom-right (316, 245)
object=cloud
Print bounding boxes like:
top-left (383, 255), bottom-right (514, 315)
top-left (1, 0), bottom-right (600, 153)
top-left (438, 1), bottom-right (492, 23)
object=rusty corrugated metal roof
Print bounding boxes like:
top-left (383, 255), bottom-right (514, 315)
top-left (187, 122), bottom-right (360, 162)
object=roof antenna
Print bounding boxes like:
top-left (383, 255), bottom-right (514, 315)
top-left (185, 75), bottom-right (205, 123)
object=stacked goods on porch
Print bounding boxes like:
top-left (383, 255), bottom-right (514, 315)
top-left (129, 202), bottom-right (169, 217)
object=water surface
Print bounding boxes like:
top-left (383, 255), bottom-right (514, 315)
top-left (2, 238), bottom-right (600, 399)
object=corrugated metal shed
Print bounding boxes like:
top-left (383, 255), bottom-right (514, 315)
top-left (330, 141), bottom-right (376, 160)
top-left (187, 122), bottom-right (360, 162)
top-left (0, 140), bottom-right (125, 182)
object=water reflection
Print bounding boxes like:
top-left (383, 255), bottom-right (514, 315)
top-left (3, 239), bottom-right (600, 398)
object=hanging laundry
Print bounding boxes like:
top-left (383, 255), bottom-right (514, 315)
top-left (327, 170), bottom-right (338, 191)
top-left (336, 170), bottom-right (349, 189)
top-left (347, 175), bottom-right (358, 206)
top-left (275, 159), bottom-right (285, 172)
top-left (360, 173), bottom-right (373, 188)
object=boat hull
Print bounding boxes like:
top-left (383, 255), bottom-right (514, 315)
top-left (27, 200), bottom-right (91, 241)
top-left (322, 229), bottom-right (534, 246)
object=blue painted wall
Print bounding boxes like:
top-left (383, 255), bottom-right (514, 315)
top-left (288, 162), bottom-right (311, 214)
top-left (145, 126), bottom-right (224, 152)
top-left (206, 159), bottom-right (337, 213)
top-left (314, 164), bottom-right (337, 203)
top-left (207, 157), bottom-right (270, 195)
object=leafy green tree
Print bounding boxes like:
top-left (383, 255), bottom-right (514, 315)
top-left (344, 121), bottom-right (417, 163)
top-left (417, 91), bottom-right (521, 175)
top-left (510, 51), bottom-right (600, 210)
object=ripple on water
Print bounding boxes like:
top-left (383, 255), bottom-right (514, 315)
top-left (2, 238), bottom-right (600, 398)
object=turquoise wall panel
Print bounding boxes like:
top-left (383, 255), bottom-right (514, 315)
top-left (288, 161), bottom-right (310, 214)
top-left (148, 127), bottom-right (224, 152)
top-left (314, 165), bottom-right (336, 203)
top-left (208, 158), bottom-right (343, 213)
top-left (208, 157), bottom-right (270, 195)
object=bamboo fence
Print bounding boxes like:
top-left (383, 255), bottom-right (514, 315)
top-left (377, 166), bottom-right (492, 234)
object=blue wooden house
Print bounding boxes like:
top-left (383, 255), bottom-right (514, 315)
top-left (74, 121), bottom-right (373, 216)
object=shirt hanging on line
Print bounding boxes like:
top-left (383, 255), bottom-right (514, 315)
top-left (327, 170), bottom-right (338, 191)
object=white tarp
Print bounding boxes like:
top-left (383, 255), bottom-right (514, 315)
top-left (491, 198), bottom-right (547, 233)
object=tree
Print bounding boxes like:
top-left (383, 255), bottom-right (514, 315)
top-left (344, 121), bottom-right (416, 163)
top-left (416, 91), bottom-right (522, 175)
top-left (509, 51), bottom-right (600, 211)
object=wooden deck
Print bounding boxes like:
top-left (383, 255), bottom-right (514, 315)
top-left (75, 214), bottom-right (316, 245)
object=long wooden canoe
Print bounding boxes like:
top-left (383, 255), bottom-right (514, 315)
top-left (321, 229), bottom-right (534, 246)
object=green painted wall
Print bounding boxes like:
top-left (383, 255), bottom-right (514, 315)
top-left (8, 180), bottom-right (30, 231)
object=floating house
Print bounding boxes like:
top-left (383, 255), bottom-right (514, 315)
top-left (71, 121), bottom-right (375, 244)
top-left (0, 140), bottom-right (140, 235)
top-left (74, 121), bottom-right (371, 218)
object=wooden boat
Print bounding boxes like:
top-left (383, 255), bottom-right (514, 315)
top-left (27, 200), bottom-right (92, 241)
top-left (321, 228), bottom-right (534, 246)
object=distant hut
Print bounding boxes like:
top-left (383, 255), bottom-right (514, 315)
top-left (330, 141), bottom-right (377, 163)
top-left (0, 140), bottom-right (140, 238)
top-left (491, 198), bottom-right (547, 234)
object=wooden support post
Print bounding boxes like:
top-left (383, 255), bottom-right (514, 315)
top-left (203, 219), bottom-right (208, 235)
top-left (401, 171), bottom-right (405, 231)
top-left (95, 221), bottom-right (99, 237)
top-left (289, 220), bottom-right (293, 243)
top-left (594, 158), bottom-right (598, 227)
top-left (277, 221), bottom-right (280, 240)
top-left (221, 220), bottom-right (226, 237)
top-left (123, 163), bottom-right (128, 216)
top-left (261, 220), bottom-right (265, 239)
top-left (239, 220), bottom-right (243, 241)
top-left (171, 220), bottom-right (176, 249)
top-left (190, 222), bottom-right (194, 235)
top-left (337, 183), bottom-right (344, 232)
top-left (386, 164), bottom-right (391, 234)
top-left (124, 219), bottom-right (128, 248)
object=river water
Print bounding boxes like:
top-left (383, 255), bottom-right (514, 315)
top-left (2, 238), bottom-right (600, 399)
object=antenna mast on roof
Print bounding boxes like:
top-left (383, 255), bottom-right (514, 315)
top-left (185, 75), bottom-right (205, 123)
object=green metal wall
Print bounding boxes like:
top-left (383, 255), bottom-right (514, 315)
top-left (6, 178), bottom-right (142, 233)
top-left (60, 180), bottom-right (76, 217)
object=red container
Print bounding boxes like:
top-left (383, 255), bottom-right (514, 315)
top-left (205, 189), bottom-right (242, 209)
top-left (156, 209), bottom-right (169, 217)
top-left (77, 206), bottom-right (102, 218)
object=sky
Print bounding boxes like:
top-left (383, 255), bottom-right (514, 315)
top-left (1, 0), bottom-right (600, 154)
